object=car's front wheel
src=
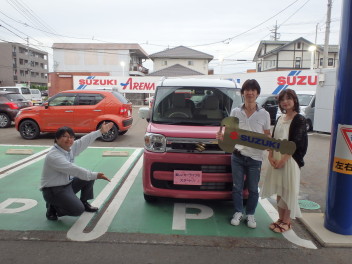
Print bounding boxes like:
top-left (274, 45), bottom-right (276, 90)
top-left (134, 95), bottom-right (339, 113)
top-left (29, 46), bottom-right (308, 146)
top-left (19, 120), bottom-right (40, 139)
top-left (306, 119), bottom-right (313, 131)
top-left (0, 113), bottom-right (11, 128)
top-left (100, 123), bottom-right (118, 142)
top-left (144, 194), bottom-right (157, 203)
top-left (118, 130), bottom-right (128, 135)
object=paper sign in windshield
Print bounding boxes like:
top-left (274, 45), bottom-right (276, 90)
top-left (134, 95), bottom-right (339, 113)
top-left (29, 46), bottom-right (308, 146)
top-left (174, 170), bottom-right (202, 185)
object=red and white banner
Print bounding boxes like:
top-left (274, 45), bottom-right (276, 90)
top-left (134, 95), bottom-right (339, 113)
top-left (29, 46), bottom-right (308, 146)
top-left (73, 76), bottom-right (161, 94)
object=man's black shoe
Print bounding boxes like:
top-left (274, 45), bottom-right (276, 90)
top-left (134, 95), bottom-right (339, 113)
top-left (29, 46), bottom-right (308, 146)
top-left (82, 201), bottom-right (98, 212)
top-left (46, 205), bottom-right (58, 221)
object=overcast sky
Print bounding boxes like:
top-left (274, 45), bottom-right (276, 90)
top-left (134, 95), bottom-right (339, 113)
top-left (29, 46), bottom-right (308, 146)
top-left (0, 0), bottom-right (343, 74)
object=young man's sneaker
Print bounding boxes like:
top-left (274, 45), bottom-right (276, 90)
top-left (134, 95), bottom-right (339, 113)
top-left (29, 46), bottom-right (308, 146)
top-left (246, 215), bottom-right (257, 228)
top-left (230, 212), bottom-right (243, 226)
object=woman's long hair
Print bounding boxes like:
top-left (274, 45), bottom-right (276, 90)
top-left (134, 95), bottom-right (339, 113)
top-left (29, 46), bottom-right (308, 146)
top-left (278, 89), bottom-right (300, 113)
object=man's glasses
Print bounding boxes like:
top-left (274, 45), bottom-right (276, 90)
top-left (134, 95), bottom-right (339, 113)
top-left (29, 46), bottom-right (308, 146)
top-left (61, 135), bottom-right (75, 140)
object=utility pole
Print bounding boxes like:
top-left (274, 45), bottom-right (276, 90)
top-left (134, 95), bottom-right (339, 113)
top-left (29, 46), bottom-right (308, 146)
top-left (315, 23), bottom-right (319, 44)
top-left (27, 37), bottom-right (31, 88)
top-left (270, 21), bottom-right (280, 41)
top-left (323, 0), bottom-right (332, 68)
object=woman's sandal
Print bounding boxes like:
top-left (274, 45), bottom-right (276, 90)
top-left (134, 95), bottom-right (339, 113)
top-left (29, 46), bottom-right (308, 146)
top-left (272, 222), bottom-right (292, 233)
top-left (269, 219), bottom-right (283, 230)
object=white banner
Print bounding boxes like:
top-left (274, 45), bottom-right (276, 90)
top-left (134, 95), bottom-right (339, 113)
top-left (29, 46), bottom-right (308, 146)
top-left (73, 76), bottom-right (161, 94)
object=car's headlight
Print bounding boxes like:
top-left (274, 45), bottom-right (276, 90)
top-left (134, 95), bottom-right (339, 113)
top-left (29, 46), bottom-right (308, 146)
top-left (144, 133), bottom-right (166, 152)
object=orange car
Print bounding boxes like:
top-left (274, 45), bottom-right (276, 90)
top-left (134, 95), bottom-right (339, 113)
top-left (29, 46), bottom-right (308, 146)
top-left (15, 90), bottom-right (133, 142)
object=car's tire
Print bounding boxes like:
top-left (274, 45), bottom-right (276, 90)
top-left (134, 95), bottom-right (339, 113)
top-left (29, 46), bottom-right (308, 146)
top-left (144, 194), bottom-right (157, 203)
top-left (118, 130), bottom-right (128, 136)
top-left (19, 120), bottom-right (40, 139)
top-left (306, 119), bottom-right (313, 131)
top-left (0, 113), bottom-right (11, 128)
top-left (100, 123), bottom-right (118, 142)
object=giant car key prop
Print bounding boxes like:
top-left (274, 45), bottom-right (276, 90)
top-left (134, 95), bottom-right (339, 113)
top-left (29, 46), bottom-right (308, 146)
top-left (218, 117), bottom-right (296, 155)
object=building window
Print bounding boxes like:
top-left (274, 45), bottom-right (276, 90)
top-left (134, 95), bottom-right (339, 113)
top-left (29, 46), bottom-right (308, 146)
top-left (320, 58), bottom-right (323, 66)
top-left (162, 61), bottom-right (167, 66)
top-left (295, 57), bottom-right (301, 68)
top-left (188, 61), bottom-right (194, 66)
top-left (297, 42), bottom-right (301, 49)
top-left (328, 58), bottom-right (333, 66)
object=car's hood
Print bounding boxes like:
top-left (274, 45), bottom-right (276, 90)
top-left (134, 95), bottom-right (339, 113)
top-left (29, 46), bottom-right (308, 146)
top-left (19, 105), bottom-right (42, 111)
top-left (147, 123), bottom-right (219, 139)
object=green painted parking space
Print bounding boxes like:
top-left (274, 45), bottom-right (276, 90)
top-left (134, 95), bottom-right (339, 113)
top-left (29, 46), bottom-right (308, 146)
top-left (108, 169), bottom-right (280, 238)
top-left (0, 145), bottom-right (49, 169)
top-left (0, 145), bottom-right (298, 242)
top-left (0, 146), bottom-right (142, 231)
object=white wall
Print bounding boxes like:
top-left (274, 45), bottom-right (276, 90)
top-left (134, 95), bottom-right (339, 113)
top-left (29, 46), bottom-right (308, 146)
top-left (53, 49), bottom-right (130, 76)
top-left (314, 69), bottom-right (337, 133)
top-left (153, 58), bottom-right (209, 74)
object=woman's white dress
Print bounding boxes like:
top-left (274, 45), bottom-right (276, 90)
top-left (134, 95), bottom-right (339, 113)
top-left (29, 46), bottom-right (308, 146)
top-left (261, 115), bottom-right (302, 219)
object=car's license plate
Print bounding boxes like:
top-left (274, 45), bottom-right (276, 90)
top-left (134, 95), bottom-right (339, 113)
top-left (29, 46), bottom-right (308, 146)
top-left (173, 170), bottom-right (202, 185)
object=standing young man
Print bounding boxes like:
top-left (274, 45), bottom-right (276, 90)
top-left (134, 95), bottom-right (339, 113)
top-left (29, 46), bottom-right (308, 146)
top-left (219, 79), bottom-right (270, 228)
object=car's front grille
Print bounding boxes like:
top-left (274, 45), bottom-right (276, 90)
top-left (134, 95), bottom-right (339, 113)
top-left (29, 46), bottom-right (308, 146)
top-left (166, 137), bottom-right (224, 154)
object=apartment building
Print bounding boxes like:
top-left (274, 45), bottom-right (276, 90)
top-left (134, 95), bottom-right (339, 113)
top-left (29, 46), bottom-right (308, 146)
top-left (0, 42), bottom-right (48, 87)
top-left (253, 37), bottom-right (339, 72)
top-left (52, 43), bottom-right (149, 76)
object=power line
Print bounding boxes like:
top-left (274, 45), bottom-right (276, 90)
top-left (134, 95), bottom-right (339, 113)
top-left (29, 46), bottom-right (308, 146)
top-left (0, 18), bottom-right (42, 44)
top-left (191, 0), bottom-right (300, 48)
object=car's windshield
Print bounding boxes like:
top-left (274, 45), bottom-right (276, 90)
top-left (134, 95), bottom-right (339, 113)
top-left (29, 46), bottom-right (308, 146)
top-left (5, 93), bottom-right (26, 102)
top-left (256, 96), bottom-right (270, 105)
top-left (30, 89), bottom-right (40, 94)
top-left (152, 86), bottom-right (242, 126)
top-left (297, 94), bottom-right (314, 106)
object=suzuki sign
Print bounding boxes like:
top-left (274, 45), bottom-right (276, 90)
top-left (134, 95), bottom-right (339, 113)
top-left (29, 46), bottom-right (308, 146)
top-left (73, 76), bottom-right (161, 94)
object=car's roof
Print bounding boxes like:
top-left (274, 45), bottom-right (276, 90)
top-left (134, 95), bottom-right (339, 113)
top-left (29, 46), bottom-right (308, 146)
top-left (0, 91), bottom-right (20, 95)
top-left (0, 86), bottom-right (27, 88)
top-left (158, 78), bottom-right (237, 88)
top-left (258, 94), bottom-right (277, 97)
top-left (59, 90), bottom-right (113, 94)
top-left (295, 91), bottom-right (315, 95)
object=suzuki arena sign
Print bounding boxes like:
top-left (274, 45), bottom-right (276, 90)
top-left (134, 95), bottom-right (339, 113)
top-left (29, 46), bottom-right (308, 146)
top-left (73, 76), bottom-right (161, 94)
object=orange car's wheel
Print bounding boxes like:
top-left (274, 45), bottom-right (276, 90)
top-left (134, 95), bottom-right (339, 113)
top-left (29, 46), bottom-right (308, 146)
top-left (19, 120), bottom-right (40, 139)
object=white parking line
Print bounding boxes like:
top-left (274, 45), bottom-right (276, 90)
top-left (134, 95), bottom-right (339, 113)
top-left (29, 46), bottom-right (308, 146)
top-left (0, 148), bottom-right (50, 179)
top-left (259, 198), bottom-right (317, 249)
top-left (67, 149), bottom-right (143, 241)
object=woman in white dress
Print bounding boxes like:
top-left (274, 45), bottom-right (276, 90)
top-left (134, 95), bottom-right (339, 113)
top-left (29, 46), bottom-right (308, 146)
top-left (261, 89), bottom-right (308, 233)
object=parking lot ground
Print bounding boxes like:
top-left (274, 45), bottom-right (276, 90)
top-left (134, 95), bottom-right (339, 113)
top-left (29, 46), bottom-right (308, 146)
top-left (0, 145), bottom-right (49, 169)
top-left (0, 144), bottom-right (320, 249)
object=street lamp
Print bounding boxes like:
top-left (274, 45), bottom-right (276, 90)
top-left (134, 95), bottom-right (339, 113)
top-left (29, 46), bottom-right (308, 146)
top-left (308, 45), bottom-right (316, 70)
top-left (120, 61), bottom-right (125, 76)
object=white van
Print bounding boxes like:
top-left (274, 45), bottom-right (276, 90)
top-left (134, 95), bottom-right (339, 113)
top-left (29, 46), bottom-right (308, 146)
top-left (30, 88), bottom-right (43, 105)
top-left (0, 86), bottom-right (32, 101)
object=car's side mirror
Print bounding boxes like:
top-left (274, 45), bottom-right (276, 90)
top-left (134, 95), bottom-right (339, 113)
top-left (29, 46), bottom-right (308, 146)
top-left (138, 107), bottom-right (151, 122)
top-left (43, 101), bottom-right (49, 109)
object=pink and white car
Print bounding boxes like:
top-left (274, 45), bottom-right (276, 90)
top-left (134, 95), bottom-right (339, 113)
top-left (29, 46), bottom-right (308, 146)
top-left (139, 78), bottom-right (246, 202)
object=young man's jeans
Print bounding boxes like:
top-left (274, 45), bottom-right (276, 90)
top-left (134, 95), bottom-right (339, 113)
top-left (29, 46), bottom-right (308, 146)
top-left (231, 152), bottom-right (262, 215)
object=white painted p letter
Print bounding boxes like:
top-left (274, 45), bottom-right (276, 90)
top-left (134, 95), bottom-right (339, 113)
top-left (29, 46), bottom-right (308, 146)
top-left (172, 203), bottom-right (213, 230)
top-left (0, 198), bottom-right (38, 214)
